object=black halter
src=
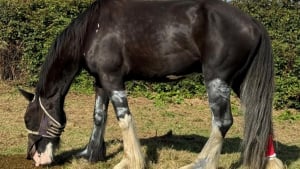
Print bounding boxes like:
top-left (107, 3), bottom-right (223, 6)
top-left (26, 97), bottom-right (65, 138)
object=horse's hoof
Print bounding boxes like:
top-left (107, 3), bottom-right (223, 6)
top-left (179, 163), bottom-right (196, 169)
top-left (113, 158), bottom-right (129, 169)
top-left (76, 142), bottom-right (106, 162)
top-left (180, 158), bottom-right (209, 169)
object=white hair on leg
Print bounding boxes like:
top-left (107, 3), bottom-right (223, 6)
top-left (114, 114), bottom-right (145, 169)
top-left (181, 78), bottom-right (231, 169)
top-left (180, 120), bottom-right (223, 169)
top-left (196, 121), bottom-right (223, 168)
top-left (113, 158), bottom-right (129, 169)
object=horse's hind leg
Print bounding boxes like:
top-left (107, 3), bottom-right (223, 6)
top-left (77, 87), bottom-right (108, 162)
top-left (180, 78), bottom-right (233, 169)
top-left (109, 90), bottom-right (144, 169)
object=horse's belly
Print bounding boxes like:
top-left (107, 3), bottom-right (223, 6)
top-left (127, 52), bottom-right (201, 80)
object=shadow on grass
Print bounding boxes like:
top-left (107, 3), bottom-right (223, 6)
top-left (53, 130), bottom-right (299, 168)
top-left (53, 139), bottom-right (123, 166)
top-left (139, 130), bottom-right (300, 168)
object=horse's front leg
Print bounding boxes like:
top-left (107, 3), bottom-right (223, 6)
top-left (181, 79), bottom-right (233, 169)
top-left (77, 87), bottom-right (109, 162)
top-left (109, 90), bottom-right (145, 169)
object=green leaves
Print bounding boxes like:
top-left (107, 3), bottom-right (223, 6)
top-left (0, 0), bottom-right (91, 83)
top-left (233, 1), bottom-right (299, 109)
top-left (126, 74), bottom-right (206, 106)
top-left (0, 0), bottom-right (298, 109)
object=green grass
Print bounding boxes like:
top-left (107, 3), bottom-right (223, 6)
top-left (276, 110), bottom-right (300, 121)
top-left (0, 82), bottom-right (299, 168)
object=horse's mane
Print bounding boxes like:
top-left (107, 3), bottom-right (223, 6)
top-left (36, 0), bottom-right (102, 95)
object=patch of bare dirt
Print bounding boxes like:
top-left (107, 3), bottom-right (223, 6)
top-left (0, 154), bottom-right (65, 169)
top-left (0, 154), bottom-right (53, 169)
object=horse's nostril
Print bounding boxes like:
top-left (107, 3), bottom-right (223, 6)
top-left (27, 144), bottom-right (36, 160)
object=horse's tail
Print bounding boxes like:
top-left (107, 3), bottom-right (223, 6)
top-left (240, 22), bottom-right (283, 169)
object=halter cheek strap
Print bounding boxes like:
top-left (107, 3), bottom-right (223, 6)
top-left (26, 97), bottom-right (65, 138)
top-left (39, 97), bottom-right (61, 127)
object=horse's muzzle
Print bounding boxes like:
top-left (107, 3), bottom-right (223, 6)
top-left (26, 135), bottom-right (41, 160)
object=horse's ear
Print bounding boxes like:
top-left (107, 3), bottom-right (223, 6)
top-left (18, 88), bottom-right (35, 102)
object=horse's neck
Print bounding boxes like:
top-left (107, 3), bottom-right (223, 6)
top-left (36, 0), bottom-right (104, 99)
top-left (37, 55), bottom-right (81, 100)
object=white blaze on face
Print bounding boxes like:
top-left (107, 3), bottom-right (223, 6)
top-left (33, 143), bottom-right (54, 167)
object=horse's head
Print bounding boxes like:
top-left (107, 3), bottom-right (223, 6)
top-left (19, 89), bottom-right (64, 166)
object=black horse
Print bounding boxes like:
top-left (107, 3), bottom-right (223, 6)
top-left (19, 0), bottom-right (284, 168)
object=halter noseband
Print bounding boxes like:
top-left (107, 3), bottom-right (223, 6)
top-left (26, 97), bottom-right (65, 138)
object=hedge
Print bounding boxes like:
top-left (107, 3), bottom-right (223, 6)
top-left (0, 0), bottom-right (299, 109)
top-left (232, 1), bottom-right (300, 109)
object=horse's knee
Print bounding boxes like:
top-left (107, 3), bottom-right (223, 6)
top-left (94, 95), bottom-right (108, 126)
top-left (207, 79), bottom-right (233, 137)
top-left (110, 90), bottom-right (131, 120)
top-left (94, 113), bottom-right (105, 126)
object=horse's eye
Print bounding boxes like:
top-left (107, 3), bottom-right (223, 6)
top-left (24, 115), bottom-right (30, 125)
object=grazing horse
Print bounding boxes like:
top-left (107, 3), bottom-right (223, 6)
top-left (19, 0), bottom-right (284, 168)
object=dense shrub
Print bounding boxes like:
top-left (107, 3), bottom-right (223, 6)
top-left (232, 1), bottom-right (300, 109)
top-left (0, 0), bottom-right (299, 109)
top-left (0, 0), bottom-right (91, 83)
top-left (0, 1), bottom-right (27, 80)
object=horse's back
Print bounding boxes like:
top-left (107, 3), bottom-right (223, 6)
top-left (85, 0), bottom-right (263, 85)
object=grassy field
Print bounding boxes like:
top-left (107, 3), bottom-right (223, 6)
top-left (0, 81), bottom-right (299, 169)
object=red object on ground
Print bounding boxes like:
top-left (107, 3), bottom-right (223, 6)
top-left (266, 135), bottom-right (276, 157)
